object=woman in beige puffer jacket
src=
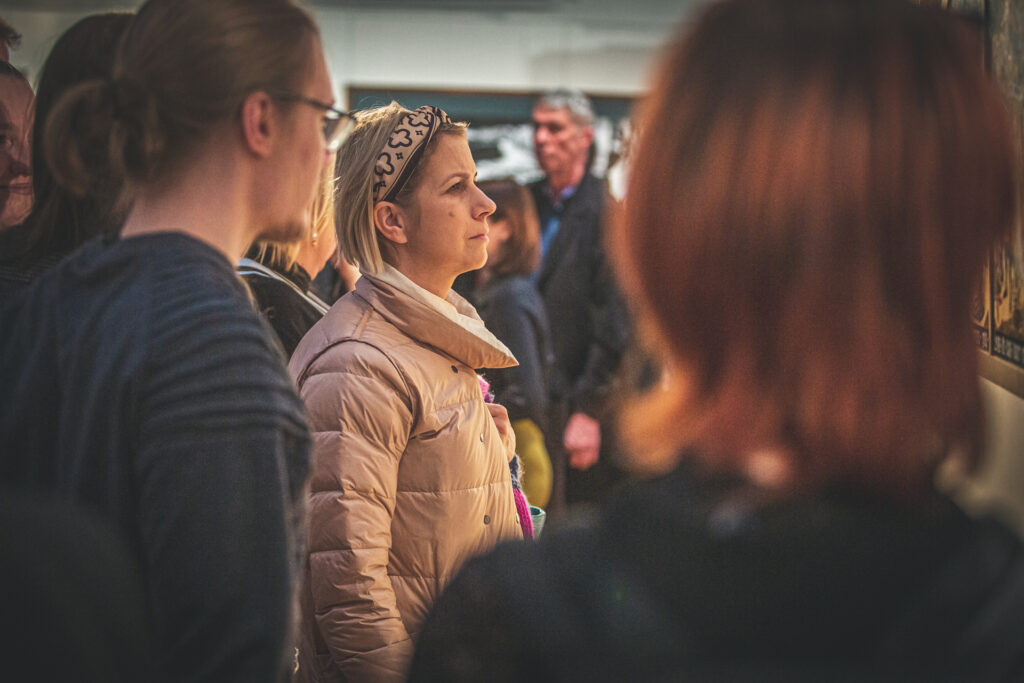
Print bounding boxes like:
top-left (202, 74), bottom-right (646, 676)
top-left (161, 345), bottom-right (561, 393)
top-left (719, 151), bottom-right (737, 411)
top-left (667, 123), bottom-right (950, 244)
top-left (289, 103), bottom-right (524, 683)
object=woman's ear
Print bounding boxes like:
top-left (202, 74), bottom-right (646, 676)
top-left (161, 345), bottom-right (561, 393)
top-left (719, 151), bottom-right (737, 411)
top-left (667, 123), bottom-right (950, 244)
top-left (373, 201), bottom-right (409, 245)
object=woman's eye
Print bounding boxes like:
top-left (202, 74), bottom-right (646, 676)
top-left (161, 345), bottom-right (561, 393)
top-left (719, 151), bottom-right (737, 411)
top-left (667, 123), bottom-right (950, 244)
top-left (447, 182), bottom-right (464, 193)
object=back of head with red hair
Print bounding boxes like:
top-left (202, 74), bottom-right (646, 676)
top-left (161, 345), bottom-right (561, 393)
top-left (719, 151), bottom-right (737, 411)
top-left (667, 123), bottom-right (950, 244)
top-left (613, 0), bottom-right (1018, 501)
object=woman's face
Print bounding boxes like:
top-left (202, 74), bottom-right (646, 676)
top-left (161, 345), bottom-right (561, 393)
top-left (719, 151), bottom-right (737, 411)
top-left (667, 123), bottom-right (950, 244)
top-left (0, 75), bottom-right (34, 229)
top-left (398, 134), bottom-right (496, 292)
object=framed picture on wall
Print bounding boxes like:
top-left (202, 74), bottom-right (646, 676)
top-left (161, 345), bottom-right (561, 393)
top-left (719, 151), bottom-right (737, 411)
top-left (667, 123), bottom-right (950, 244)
top-left (953, 0), bottom-right (1024, 398)
top-left (346, 85), bottom-right (635, 184)
top-left (981, 232), bottom-right (1024, 398)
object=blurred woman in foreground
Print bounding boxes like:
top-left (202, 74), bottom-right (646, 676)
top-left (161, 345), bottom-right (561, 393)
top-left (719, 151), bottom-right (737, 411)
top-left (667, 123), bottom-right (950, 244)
top-left (409, 0), bottom-right (1024, 680)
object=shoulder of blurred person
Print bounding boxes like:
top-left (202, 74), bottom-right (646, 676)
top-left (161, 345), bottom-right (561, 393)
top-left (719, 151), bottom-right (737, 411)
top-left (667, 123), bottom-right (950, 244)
top-left (410, 459), bottom-right (1024, 682)
top-left (238, 250), bottom-right (327, 359)
top-left (473, 272), bottom-right (554, 423)
top-left (527, 170), bottom-right (608, 239)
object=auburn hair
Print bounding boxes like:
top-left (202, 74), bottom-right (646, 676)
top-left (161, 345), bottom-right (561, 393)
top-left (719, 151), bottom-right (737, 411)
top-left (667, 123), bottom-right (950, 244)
top-left (612, 0), bottom-right (1018, 501)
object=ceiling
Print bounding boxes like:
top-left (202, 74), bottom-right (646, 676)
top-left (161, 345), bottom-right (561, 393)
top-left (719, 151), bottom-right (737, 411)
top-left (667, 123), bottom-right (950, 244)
top-left (1, 0), bottom-right (564, 11)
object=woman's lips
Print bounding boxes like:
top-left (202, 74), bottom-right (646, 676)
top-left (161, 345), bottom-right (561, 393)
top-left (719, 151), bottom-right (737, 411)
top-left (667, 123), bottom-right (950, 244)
top-left (1, 182), bottom-right (31, 195)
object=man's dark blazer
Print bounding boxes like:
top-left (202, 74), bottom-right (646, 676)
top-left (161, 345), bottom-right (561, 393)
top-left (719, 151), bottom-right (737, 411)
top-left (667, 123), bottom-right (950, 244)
top-left (530, 172), bottom-right (629, 421)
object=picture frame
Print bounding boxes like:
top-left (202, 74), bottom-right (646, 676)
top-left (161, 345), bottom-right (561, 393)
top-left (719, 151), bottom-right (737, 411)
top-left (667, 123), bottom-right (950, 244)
top-left (972, 0), bottom-right (1024, 397)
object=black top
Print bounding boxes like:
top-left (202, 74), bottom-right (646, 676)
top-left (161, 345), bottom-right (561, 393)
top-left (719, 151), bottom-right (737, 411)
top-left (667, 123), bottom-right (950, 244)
top-left (410, 461), bottom-right (1024, 682)
top-left (0, 233), bottom-right (311, 683)
top-left (0, 488), bottom-right (153, 682)
top-left (238, 256), bottom-right (328, 359)
top-left (473, 273), bottom-right (555, 432)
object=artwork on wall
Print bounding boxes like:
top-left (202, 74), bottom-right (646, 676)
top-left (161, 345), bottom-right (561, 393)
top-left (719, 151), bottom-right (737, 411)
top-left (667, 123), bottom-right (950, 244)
top-left (991, 235), bottom-right (1024, 370)
top-left (944, 0), bottom-right (1024, 398)
top-left (346, 86), bottom-right (635, 185)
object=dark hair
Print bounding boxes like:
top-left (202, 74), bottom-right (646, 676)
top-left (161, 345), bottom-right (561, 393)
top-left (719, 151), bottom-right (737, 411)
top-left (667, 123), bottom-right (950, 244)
top-left (0, 60), bottom-right (26, 81)
top-left (479, 178), bottom-right (540, 277)
top-left (612, 0), bottom-right (1017, 501)
top-left (0, 17), bottom-right (20, 54)
top-left (3, 13), bottom-right (133, 263)
top-left (45, 0), bottom-right (319, 203)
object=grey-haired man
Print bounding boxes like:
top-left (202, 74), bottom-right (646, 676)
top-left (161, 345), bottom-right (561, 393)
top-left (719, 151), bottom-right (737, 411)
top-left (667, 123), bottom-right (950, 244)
top-left (530, 89), bottom-right (629, 511)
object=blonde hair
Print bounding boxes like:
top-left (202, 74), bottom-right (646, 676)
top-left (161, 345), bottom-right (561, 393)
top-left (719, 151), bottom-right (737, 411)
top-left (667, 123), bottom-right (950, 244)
top-left (254, 154), bottom-right (337, 271)
top-left (334, 101), bottom-right (466, 274)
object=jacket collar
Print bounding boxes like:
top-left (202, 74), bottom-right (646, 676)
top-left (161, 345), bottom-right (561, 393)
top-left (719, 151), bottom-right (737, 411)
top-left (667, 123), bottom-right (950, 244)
top-left (356, 265), bottom-right (517, 370)
top-left (535, 172), bottom-right (605, 288)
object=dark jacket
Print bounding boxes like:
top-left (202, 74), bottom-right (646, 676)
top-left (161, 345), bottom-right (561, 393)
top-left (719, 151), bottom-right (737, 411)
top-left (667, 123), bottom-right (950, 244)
top-left (409, 461), bottom-right (1024, 682)
top-left (0, 233), bottom-right (311, 683)
top-left (237, 256), bottom-right (328, 359)
top-left (473, 273), bottom-right (555, 433)
top-left (530, 173), bottom-right (629, 419)
top-left (0, 221), bottom-right (68, 298)
top-left (0, 488), bottom-right (153, 682)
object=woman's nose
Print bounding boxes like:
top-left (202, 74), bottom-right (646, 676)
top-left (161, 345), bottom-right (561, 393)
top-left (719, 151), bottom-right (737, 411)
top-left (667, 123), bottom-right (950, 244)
top-left (9, 151), bottom-right (29, 177)
top-left (475, 188), bottom-right (496, 220)
top-left (10, 136), bottom-right (30, 177)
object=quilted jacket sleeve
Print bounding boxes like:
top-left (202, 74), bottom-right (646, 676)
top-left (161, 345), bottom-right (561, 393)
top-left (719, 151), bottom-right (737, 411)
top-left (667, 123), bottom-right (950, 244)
top-left (298, 341), bottom-right (415, 682)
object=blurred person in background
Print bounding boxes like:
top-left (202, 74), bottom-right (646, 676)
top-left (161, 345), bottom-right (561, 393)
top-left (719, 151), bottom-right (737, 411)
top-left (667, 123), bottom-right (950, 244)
top-left (0, 0), bottom-right (339, 679)
top-left (530, 88), bottom-right (630, 513)
top-left (0, 13), bottom-right (132, 295)
top-left (309, 242), bottom-right (360, 303)
top-left (239, 152), bottom-right (339, 357)
top-left (0, 61), bottom-right (32, 230)
top-left (475, 177), bottom-right (555, 508)
top-left (0, 16), bottom-right (20, 63)
top-left (409, 0), bottom-right (1024, 680)
top-left (289, 102), bottom-right (523, 682)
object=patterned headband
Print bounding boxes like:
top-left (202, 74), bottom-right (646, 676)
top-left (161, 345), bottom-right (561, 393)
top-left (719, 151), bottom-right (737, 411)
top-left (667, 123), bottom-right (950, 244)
top-left (373, 105), bottom-right (452, 203)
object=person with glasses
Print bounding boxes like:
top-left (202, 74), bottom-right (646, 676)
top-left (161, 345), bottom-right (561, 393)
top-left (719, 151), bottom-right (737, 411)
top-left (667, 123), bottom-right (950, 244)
top-left (288, 102), bottom-right (524, 682)
top-left (273, 91), bottom-right (356, 154)
top-left (0, 61), bottom-right (32, 231)
top-left (0, 13), bottom-right (132, 296)
top-left (0, 1), bottom-right (337, 681)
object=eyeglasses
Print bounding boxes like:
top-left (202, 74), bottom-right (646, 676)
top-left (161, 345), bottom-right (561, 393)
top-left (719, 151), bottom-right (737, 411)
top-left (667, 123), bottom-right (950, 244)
top-left (273, 92), bottom-right (356, 152)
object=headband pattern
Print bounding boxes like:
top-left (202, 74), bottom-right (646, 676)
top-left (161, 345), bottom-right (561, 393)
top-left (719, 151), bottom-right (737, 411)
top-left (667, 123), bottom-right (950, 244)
top-left (373, 105), bottom-right (452, 203)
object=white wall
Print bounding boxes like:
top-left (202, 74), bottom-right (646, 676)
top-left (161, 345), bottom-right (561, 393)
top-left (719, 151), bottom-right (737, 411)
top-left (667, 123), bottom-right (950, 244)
top-left (955, 380), bottom-right (1024, 536)
top-left (2, 0), bottom-right (693, 99)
